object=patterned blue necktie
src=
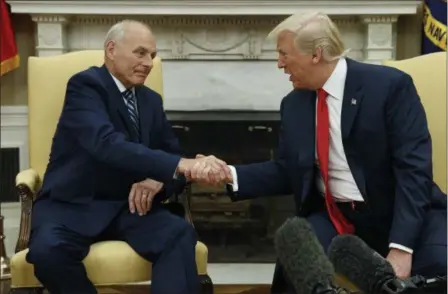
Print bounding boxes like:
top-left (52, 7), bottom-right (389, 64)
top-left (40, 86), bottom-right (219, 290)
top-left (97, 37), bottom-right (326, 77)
top-left (122, 89), bottom-right (140, 137)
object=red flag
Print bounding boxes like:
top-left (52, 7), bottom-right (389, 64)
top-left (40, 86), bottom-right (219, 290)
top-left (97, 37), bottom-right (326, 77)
top-left (1, 0), bottom-right (20, 76)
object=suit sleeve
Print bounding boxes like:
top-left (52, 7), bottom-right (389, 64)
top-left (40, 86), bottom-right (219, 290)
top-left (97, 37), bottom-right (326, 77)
top-left (228, 99), bottom-right (292, 200)
top-left (60, 73), bottom-right (182, 184)
top-left (386, 73), bottom-right (432, 250)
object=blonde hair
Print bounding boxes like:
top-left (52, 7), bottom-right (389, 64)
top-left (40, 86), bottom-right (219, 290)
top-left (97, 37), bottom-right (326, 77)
top-left (268, 12), bottom-right (348, 62)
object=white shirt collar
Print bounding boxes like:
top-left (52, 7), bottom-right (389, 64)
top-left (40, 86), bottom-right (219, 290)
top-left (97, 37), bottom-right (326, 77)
top-left (321, 57), bottom-right (347, 100)
top-left (110, 72), bottom-right (134, 94)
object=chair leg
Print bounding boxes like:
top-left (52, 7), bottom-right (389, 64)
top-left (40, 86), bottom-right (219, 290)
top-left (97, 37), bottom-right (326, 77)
top-left (199, 274), bottom-right (214, 294)
top-left (10, 288), bottom-right (43, 294)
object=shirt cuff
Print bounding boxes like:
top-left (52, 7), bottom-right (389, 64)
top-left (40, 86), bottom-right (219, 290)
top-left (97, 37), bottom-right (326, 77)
top-left (173, 158), bottom-right (182, 179)
top-left (389, 243), bottom-right (413, 254)
top-left (228, 165), bottom-right (239, 192)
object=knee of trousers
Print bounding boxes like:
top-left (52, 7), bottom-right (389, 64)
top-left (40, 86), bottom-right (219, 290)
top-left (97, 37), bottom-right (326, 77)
top-left (413, 245), bottom-right (447, 276)
top-left (181, 221), bottom-right (198, 244)
top-left (27, 240), bottom-right (77, 270)
top-left (428, 247), bottom-right (447, 275)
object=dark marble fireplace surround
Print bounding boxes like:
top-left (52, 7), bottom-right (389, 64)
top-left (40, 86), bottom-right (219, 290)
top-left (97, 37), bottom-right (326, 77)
top-left (167, 110), bottom-right (295, 263)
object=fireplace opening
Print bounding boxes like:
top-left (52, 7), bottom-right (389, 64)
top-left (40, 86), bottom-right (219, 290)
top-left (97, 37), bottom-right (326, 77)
top-left (168, 111), bottom-right (296, 263)
top-left (0, 147), bottom-right (20, 203)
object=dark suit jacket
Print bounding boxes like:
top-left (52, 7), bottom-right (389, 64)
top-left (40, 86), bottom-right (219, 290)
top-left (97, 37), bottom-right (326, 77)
top-left (32, 65), bottom-right (186, 236)
top-left (228, 58), bottom-right (447, 288)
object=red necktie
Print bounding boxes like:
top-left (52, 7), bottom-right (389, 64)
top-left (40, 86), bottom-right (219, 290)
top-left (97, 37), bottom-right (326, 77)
top-left (316, 88), bottom-right (354, 235)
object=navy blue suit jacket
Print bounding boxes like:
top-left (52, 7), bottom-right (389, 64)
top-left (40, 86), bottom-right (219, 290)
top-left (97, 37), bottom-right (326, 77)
top-left (33, 65), bottom-right (185, 236)
top-left (230, 58), bottom-right (446, 251)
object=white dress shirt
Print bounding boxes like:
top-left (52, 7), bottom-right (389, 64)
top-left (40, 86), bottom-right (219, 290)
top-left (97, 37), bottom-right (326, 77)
top-left (315, 57), bottom-right (363, 202)
top-left (228, 58), bottom-right (412, 253)
top-left (110, 73), bottom-right (138, 115)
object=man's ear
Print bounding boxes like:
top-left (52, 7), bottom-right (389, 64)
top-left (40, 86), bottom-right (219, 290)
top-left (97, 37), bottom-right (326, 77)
top-left (311, 47), bottom-right (323, 64)
top-left (105, 40), bottom-right (116, 60)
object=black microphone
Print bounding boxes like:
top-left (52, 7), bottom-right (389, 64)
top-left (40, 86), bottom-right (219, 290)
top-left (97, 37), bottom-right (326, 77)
top-left (274, 217), bottom-right (348, 294)
top-left (408, 275), bottom-right (447, 293)
top-left (327, 234), bottom-right (417, 294)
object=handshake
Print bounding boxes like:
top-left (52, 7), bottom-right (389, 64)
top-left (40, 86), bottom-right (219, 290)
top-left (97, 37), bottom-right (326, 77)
top-left (177, 154), bottom-right (233, 186)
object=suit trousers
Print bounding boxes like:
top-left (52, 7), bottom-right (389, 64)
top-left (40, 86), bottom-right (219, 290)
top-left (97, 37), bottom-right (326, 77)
top-left (26, 201), bottom-right (199, 294)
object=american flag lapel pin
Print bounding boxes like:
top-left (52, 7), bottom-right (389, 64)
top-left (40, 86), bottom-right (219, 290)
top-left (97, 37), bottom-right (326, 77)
top-left (351, 98), bottom-right (357, 105)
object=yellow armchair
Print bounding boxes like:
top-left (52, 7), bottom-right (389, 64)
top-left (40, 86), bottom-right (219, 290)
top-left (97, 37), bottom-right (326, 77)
top-left (9, 50), bottom-right (213, 293)
top-left (383, 52), bottom-right (447, 193)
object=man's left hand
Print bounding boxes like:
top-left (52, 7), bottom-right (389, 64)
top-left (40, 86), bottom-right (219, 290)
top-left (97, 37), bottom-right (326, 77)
top-left (129, 178), bottom-right (164, 216)
top-left (386, 248), bottom-right (412, 280)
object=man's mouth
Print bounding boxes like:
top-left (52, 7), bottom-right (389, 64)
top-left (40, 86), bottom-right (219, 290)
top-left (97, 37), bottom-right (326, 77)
top-left (135, 72), bottom-right (149, 77)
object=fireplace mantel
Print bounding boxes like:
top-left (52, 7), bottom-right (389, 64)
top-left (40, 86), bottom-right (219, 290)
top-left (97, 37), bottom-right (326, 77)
top-left (9, 0), bottom-right (420, 15)
top-left (8, 0), bottom-right (421, 110)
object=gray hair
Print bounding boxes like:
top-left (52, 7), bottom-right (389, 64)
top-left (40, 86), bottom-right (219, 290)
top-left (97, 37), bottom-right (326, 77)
top-left (103, 19), bottom-right (151, 48)
top-left (268, 12), bottom-right (349, 62)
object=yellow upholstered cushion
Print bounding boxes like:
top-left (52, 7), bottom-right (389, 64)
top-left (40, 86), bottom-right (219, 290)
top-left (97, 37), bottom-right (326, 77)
top-left (383, 52), bottom-right (447, 193)
top-left (10, 241), bottom-right (208, 288)
top-left (27, 50), bottom-right (164, 179)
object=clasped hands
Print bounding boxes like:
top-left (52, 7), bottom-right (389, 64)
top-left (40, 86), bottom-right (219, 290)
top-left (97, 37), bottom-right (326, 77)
top-left (178, 154), bottom-right (233, 185)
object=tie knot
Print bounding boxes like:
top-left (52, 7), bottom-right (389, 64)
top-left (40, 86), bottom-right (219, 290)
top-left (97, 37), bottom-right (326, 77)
top-left (317, 88), bottom-right (328, 101)
top-left (122, 89), bottom-right (134, 100)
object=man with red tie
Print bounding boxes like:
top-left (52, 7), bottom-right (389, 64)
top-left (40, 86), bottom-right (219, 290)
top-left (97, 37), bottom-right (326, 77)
top-left (188, 11), bottom-right (447, 293)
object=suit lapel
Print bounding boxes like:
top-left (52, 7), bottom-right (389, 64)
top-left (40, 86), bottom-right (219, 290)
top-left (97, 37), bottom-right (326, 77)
top-left (135, 87), bottom-right (152, 146)
top-left (99, 65), bottom-right (139, 142)
top-left (340, 59), bottom-right (367, 198)
top-left (341, 59), bottom-right (363, 139)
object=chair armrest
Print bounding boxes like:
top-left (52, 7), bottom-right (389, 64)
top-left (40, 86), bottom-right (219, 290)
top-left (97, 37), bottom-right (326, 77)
top-left (165, 181), bottom-right (194, 227)
top-left (179, 182), bottom-right (194, 227)
top-left (16, 168), bottom-right (41, 195)
top-left (14, 169), bottom-right (41, 253)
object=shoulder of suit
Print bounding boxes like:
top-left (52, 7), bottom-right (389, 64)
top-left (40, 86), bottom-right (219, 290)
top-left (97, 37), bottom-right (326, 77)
top-left (69, 66), bottom-right (103, 85)
top-left (137, 85), bottom-right (162, 99)
top-left (137, 85), bottom-right (161, 97)
top-left (281, 88), bottom-right (309, 106)
top-left (350, 58), bottom-right (410, 82)
top-left (137, 85), bottom-right (164, 106)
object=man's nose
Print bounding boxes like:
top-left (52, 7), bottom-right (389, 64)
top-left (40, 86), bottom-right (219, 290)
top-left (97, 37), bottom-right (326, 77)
top-left (277, 58), bottom-right (284, 69)
top-left (142, 55), bottom-right (153, 68)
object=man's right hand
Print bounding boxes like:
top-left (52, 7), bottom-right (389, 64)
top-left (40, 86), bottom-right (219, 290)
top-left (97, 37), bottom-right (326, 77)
top-left (177, 154), bottom-right (232, 185)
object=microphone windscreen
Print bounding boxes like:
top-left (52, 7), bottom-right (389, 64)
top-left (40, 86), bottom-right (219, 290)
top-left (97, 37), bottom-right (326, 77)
top-left (275, 217), bottom-right (335, 294)
top-left (327, 234), bottom-right (396, 293)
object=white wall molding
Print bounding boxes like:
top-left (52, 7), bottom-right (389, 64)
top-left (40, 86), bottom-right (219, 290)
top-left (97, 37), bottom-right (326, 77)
top-left (362, 15), bottom-right (399, 64)
top-left (32, 15), bottom-right (69, 56)
top-left (9, 0), bottom-right (421, 16)
top-left (69, 15), bottom-right (360, 26)
top-left (61, 15), bottom-right (363, 62)
top-left (8, 0), bottom-right (419, 110)
top-left (1, 106), bottom-right (29, 171)
top-left (0, 106), bottom-right (27, 127)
